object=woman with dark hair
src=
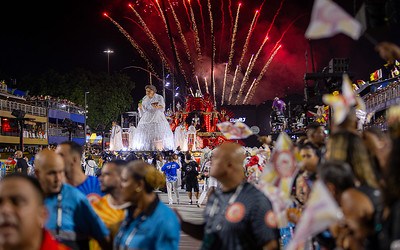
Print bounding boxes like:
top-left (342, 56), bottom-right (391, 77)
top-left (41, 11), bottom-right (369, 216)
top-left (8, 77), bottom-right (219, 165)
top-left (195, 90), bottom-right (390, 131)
top-left (114, 160), bottom-right (180, 249)
top-left (326, 130), bottom-right (379, 189)
top-left (362, 127), bottom-right (392, 183)
top-left (131, 85), bottom-right (174, 151)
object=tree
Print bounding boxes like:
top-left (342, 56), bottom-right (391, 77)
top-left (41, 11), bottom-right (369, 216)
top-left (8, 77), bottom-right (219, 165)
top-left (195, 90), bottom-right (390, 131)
top-left (85, 72), bottom-right (134, 130)
top-left (18, 69), bottom-right (135, 132)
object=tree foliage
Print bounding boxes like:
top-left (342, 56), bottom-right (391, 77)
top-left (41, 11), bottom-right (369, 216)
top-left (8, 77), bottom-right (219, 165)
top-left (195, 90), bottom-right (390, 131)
top-left (19, 69), bottom-right (135, 131)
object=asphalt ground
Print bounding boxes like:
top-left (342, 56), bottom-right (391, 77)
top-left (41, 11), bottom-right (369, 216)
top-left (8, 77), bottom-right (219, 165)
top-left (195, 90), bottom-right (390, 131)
top-left (158, 188), bottom-right (206, 250)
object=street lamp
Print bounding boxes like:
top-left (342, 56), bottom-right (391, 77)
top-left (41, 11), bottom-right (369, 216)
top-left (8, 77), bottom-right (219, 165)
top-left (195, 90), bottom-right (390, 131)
top-left (84, 91), bottom-right (89, 143)
top-left (103, 49), bottom-right (114, 74)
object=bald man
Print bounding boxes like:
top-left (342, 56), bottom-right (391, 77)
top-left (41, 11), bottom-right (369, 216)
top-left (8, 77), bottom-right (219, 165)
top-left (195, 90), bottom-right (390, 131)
top-left (35, 149), bottom-right (110, 250)
top-left (177, 142), bottom-right (279, 250)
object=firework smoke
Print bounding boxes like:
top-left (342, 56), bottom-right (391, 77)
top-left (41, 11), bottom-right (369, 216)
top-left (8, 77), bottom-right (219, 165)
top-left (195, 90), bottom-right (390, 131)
top-left (247, 45), bottom-right (282, 103)
top-left (105, 0), bottom-right (308, 104)
top-left (235, 54), bottom-right (254, 104)
top-left (243, 78), bottom-right (257, 104)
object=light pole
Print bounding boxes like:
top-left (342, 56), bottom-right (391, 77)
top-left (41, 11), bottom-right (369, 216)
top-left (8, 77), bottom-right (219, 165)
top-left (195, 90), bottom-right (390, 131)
top-left (84, 91), bottom-right (89, 143)
top-left (103, 49), bottom-right (114, 74)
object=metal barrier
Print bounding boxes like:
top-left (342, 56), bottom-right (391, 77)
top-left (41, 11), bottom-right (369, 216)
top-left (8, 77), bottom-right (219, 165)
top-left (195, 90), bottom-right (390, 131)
top-left (0, 99), bottom-right (46, 117)
top-left (364, 83), bottom-right (400, 111)
top-left (48, 128), bottom-right (85, 138)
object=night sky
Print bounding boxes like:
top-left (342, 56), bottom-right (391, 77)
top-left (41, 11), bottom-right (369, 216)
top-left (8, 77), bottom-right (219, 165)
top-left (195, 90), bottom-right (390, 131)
top-left (0, 0), bottom-right (393, 104)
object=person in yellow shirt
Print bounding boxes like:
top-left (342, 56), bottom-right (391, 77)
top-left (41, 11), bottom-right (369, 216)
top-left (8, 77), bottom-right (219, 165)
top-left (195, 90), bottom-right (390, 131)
top-left (90, 160), bottom-right (129, 250)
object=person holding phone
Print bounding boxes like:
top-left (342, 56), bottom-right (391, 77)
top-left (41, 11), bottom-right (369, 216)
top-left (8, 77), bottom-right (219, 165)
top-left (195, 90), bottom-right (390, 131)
top-left (132, 85), bottom-right (174, 151)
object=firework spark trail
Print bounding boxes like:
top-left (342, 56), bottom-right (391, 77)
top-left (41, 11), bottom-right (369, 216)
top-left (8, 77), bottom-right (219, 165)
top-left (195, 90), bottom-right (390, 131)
top-left (207, 0), bottom-right (214, 41)
top-left (244, 15), bottom-right (304, 104)
top-left (129, 4), bottom-right (170, 73)
top-left (196, 76), bottom-right (202, 95)
top-left (239, 35), bottom-right (268, 94)
top-left (247, 45), bottom-right (282, 104)
top-left (196, 0), bottom-right (207, 47)
top-left (154, 0), bottom-right (191, 85)
top-left (221, 63), bottom-right (228, 105)
top-left (235, 54), bottom-right (254, 105)
top-left (228, 0), bottom-right (233, 32)
top-left (273, 14), bottom-right (306, 50)
top-left (188, 0), bottom-right (202, 60)
top-left (252, 36), bottom-right (269, 67)
top-left (150, 0), bottom-right (163, 17)
top-left (182, 0), bottom-right (192, 29)
top-left (259, 0), bottom-right (268, 12)
top-left (207, 0), bottom-right (216, 90)
top-left (258, 45), bottom-right (282, 83)
top-left (104, 14), bottom-right (158, 76)
top-left (237, 11), bottom-right (267, 99)
top-left (213, 70), bottom-right (216, 105)
top-left (228, 65), bottom-right (239, 104)
top-left (154, 0), bottom-right (169, 33)
top-left (218, 0), bottom-right (225, 61)
top-left (243, 78), bottom-right (257, 104)
top-left (238, 10), bottom-right (259, 71)
top-left (168, 0), bottom-right (197, 78)
top-left (172, 39), bottom-right (191, 86)
top-left (242, 0), bottom-right (284, 77)
top-left (226, 3), bottom-right (242, 81)
top-left (204, 77), bottom-right (210, 94)
top-left (266, 0), bottom-right (286, 38)
top-left (189, 87), bottom-right (195, 96)
top-left (125, 17), bottom-right (150, 34)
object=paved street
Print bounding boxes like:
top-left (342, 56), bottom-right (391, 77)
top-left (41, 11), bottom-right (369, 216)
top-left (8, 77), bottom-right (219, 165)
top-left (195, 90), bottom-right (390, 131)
top-left (158, 189), bottom-right (205, 250)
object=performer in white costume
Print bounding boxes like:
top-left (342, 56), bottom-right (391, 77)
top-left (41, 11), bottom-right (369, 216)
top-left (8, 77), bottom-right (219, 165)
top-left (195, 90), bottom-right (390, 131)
top-left (187, 121), bottom-right (197, 151)
top-left (174, 123), bottom-right (188, 151)
top-left (109, 121), bottom-right (123, 151)
top-left (128, 123), bottom-right (136, 150)
top-left (132, 85), bottom-right (174, 151)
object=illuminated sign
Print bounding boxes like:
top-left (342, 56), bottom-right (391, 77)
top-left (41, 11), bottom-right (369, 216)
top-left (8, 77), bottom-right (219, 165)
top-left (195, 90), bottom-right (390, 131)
top-left (230, 117), bottom-right (246, 123)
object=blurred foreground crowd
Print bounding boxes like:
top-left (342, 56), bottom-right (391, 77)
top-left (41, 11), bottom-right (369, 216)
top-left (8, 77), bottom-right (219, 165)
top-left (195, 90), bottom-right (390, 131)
top-left (0, 106), bottom-right (398, 250)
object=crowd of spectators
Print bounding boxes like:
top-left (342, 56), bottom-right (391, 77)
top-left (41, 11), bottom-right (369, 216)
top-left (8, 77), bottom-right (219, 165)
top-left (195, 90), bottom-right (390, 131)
top-left (27, 95), bottom-right (84, 114)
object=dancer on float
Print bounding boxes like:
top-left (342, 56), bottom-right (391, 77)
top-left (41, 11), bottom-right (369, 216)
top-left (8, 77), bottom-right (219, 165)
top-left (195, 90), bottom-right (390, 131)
top-left (132, 85), bottom-right (175, 151)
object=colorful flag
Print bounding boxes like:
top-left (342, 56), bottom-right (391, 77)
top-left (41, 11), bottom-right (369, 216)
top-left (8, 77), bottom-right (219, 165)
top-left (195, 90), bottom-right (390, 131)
top-left (286, 181), bottom-right (344, 250)
top-left (323, 74), bottom-right (357, 125)
top-left (217, 121), bottom-right (253, 139)
top-left (305, 0), bottom-right (362, 40)
top-left (370, 69), bottom-right (382, 82)
top-left (259, 132), bottom-right (298, 228)
top-left (356, 79), bottom-right (366, 86)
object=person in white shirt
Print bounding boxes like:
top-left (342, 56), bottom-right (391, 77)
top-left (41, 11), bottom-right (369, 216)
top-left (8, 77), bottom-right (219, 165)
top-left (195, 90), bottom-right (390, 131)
top-left (187, 122), bottom-right (197, 151)
top-left (128, 123), bottom-right (136, 150)
top-left (85, 154), bottom-right (98, 176)
top-left (109, 121), bottom-right (123, 151)
top-left (174, 123), bottom-right (188, 151)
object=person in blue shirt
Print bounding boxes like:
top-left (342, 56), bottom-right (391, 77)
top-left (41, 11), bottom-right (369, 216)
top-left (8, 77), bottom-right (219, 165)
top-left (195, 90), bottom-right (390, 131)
top-left (35, 149), bottom-right (110, 250)
top-left (56, 141), bottom-right (104, 204)
top-left (161, 156), bottom-right (180, 205)
top-left (114, 160), bottom-right (180, 250)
